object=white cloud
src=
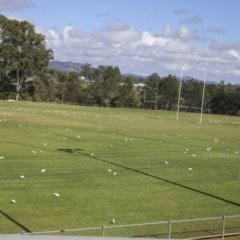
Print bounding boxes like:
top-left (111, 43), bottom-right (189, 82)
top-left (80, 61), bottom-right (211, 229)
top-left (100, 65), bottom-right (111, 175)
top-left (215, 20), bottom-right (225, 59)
top-left (163, 25), bottom-right (176, 38)
top-left (162, 25), bottom-right (191, 40)
top-left (164, 40), bottom-right (193, 54)
top-left (0, 0), bottom-right (35, 11)
top-left (173, 9), bottom-right (191, 15)
top-left (5, 14), bottom-right (33, 23)
top-left (62, 25), bottom-right (73, 41)
top-left (180, 15), bottom-right (203, 24)
top-left (33, 21), bottom-right (240, 84)
top-left (135, 31), bottom-right (169, 47)
top-left (231, 69), bottom-right (240, 76)
top-left (179, 26), bottom-right (192, 39)
top-left (106, 21), bottom-right (130, 32)
top-left (210, 41), bottom-right (236, 51)
top-left (228, 49), bottom-right (240, 60)
top-left (206, 28), bottom-right (226, 34)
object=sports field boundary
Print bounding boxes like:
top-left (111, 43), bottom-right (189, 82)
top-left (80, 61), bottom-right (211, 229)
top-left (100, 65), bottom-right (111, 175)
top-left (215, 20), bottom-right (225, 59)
top-left (22, 214), bottom-right (240, 239)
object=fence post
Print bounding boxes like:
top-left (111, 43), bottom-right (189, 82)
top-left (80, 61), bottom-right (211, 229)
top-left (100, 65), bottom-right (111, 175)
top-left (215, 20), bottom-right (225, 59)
top-left (168, 219), bottom-right (171, 239)
top-left (222, 215), bottom-right (225, 239)
top-left (102, 225), bottom-right (105, 237)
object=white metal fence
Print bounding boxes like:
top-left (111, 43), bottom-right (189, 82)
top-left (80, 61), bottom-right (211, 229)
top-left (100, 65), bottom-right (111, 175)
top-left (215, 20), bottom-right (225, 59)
top-left (23, 214), bottom-right (240, 239)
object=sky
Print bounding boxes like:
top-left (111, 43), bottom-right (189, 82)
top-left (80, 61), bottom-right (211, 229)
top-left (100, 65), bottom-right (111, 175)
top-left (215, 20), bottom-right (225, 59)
top-left (1, 0), bottom-right (240, 84)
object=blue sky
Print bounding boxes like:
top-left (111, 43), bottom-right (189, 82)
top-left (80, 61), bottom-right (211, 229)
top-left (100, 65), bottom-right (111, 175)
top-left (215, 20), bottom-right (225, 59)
top-left (1, 0), bottom-right (240, 84)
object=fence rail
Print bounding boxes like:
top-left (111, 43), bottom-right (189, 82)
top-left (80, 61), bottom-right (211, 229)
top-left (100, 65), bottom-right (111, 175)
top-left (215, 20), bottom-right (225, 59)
top-left (23, 214), bottom-right (240, 239)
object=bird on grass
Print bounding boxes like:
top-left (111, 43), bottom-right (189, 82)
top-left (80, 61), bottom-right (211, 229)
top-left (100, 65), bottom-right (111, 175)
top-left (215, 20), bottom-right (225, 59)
top-left (110, 218), bottom-right (115, 224)
top-left (0, 156), bottom-right (4, 159)
top-left (90, 153), bottom-right (94, 156)
top-left (107, 169), bottom-right (112, 172)
top-left (188, 168), bottom-right (192, 171)
top-left (19, 175), bottom-right (25, 179)
top-left (165, 161), bottom-right (169, 164)
top-left (11, 199), bottom-right (16, 203)
top-left (53, 193), bottom-right (60, 197)
top-left (41, 169), bottom-right (46, 172)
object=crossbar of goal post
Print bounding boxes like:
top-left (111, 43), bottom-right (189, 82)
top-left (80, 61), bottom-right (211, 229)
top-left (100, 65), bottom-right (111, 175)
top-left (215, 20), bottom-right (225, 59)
top-left (143, 92), bottom-right (157, 110)
top-left (176, 67), bottom-right (207, 123)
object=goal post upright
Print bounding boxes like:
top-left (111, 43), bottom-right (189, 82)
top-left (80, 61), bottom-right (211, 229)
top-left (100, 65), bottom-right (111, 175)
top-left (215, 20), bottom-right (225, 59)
top-left (176, 66), bottom-right (183, 121)
top-left (199, 68), bottom-right (207, 124)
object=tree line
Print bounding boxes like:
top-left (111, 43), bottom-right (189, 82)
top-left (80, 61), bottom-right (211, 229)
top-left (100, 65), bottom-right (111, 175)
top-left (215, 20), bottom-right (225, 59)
top-left (0, 14), bottom-right (240, 115)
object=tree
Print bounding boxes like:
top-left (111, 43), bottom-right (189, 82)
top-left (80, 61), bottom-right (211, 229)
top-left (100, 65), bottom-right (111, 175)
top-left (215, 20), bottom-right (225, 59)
top-left (210, 87), bottom-right (228, 114)
top-left (144, 73), bottom-right (161, 99)
top-left (66, 72), bottom-right (83, 104)
top-left (141, 73), bottom-right (161, 109)
top-left (158, 74), bottom-right (178, 110)
top-left (118, 76), bottom-right (139, 107)
top-left (54, 71), bottom-right (69, 103)
top-left (0, 14), bottom-right (53, 101)
top-left (204, 84), bottom-right (218, 112)
top-left (94, 65), bottom-right (122, 107)
top-left (181, 79), bottom-right (203, 111)
top-left (80, 63), bottom-right (92, 82)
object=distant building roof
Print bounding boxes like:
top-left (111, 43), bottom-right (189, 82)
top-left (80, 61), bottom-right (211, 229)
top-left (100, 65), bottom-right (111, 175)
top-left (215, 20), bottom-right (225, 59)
top-left (134, 83), bottom-right (145, 87)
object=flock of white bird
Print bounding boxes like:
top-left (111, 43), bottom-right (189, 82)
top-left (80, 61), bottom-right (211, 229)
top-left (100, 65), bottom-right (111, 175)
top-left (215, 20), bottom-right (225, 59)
top-left (1, 107), bottom-right (240, 226)
top-left (11, 168), bottom-right (52, 203)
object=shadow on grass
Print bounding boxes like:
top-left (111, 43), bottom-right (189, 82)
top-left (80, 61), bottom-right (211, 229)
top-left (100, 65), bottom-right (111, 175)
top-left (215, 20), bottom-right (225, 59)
top-left (134, 225), bottom-right (240, 238)
top-left (57, 148), bottom-right (83, 154)
top-left (70, 150), bottom-right (240, 208)
top-left (0, 210), bottom-right (31, 233)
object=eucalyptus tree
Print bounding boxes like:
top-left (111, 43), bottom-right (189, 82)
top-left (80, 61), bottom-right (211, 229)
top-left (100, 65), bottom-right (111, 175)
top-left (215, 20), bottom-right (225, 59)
top-left (94, 65), bottom-right (122, 107)
top-left (54, 70), bottom-right (69, 103)
top-left (118, 76), bottom-right (139, 107)
top-left (0, 14), bottom-right (53, 101)
top-left (158, 74), bottom-right (178, 110)
top-left (0, 71), bottom-right (15, 99)
top-left (181, 79), bottom-right (203, 111)
top-left (209, 83), bottom-right (228, 114)
top-left (204, 83), bottom-right (218, 111)
top-left (144, 73), bottom-right (161, 100)
top-left (208, 80), bottom-right (240, 115)
top-left (80, 63), bottom-right (93, 82)
top-left (66, 71), bottom-right (83, 104)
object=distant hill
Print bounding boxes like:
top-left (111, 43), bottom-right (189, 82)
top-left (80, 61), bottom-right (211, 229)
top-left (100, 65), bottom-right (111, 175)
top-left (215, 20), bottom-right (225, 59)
top-left (48, 61), bottom-right (217, 84)
top-left (48, 61), bottom-right (81, 72)
top-left (182, 75), bottom-right (217, 85)
top-left (123, 73), bottom-right (147, 79)
top-left (48, 61), bottom-right (148, 78)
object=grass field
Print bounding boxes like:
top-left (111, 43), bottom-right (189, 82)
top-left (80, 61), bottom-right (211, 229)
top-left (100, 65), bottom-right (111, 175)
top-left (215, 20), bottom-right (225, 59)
top-left (0, 101), bottom-right (240, 238)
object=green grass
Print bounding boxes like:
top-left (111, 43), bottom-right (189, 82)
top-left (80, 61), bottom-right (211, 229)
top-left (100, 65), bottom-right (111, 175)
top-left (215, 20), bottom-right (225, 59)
top-left (0, 101), bottom-right (240, 237)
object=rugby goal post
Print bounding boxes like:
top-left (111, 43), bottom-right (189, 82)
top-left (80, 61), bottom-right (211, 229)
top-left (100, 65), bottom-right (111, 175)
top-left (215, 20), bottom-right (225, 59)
top-left (176, 68), bottom-right (207, 124)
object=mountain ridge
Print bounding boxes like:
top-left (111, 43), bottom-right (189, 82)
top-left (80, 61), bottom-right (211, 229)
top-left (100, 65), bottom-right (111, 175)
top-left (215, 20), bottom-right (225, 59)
top-left (48, 60), bottom-right (218, 84)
